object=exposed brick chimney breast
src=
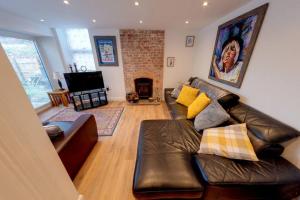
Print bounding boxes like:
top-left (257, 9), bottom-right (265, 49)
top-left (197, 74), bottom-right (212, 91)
top-left (120, 29), bottom-right (164, 98)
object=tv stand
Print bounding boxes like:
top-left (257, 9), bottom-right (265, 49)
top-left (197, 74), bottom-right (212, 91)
top-left (70, 89), bottom-right (108, 111)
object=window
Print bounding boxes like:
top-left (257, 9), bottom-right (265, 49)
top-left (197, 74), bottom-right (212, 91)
top-left (66, 29), bottom-right (96, 71)
top-left (0, 36), bottom-right (52, 108)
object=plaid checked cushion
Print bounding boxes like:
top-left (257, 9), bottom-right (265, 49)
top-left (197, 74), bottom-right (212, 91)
top-left (198, 123), bottom-right (259, 161)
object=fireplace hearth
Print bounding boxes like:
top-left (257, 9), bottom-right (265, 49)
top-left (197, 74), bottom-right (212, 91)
top-left (134, 78), bottom-right (153, 99)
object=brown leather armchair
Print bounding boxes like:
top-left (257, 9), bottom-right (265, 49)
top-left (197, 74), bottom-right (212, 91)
top-left (45, 114), bottom-right (98, 180)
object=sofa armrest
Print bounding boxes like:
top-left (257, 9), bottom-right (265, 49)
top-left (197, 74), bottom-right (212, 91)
top-left (54, 114), bottom-right (97, 152)
top-left (218, 93), bottom-right (240, 110)
top-left (57, 114), bottom-right (98, 179)
top-left (164, 88), bottom-right (174, 100)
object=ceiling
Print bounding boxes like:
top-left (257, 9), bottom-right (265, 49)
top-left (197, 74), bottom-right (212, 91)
top-left (0, 0), bottom-right (251, 30)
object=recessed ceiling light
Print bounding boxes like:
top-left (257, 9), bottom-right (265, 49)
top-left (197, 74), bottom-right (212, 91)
top-left (40, 19), bottom-right (45, 22)
top-left (139, 20), bottom-right (143, 24)
top-left (92, 19), bottom-right (96, 23)
top-left (134, 1), bottom-right (139, 6)
top-left (63, 0), bottom-right (70, 5)
top-left (185, 20), bottom-right (189, 24)
top-left (203, 1), bottom-right (208, 7)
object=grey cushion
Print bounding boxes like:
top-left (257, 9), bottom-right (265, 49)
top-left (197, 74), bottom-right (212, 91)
top-left (188, 77), bottom-right (198, 84)
top-left (194, 101), bottom-right (230, 131)
top-left (171, 84), bottom-right (183, 98)
top-left (43, 125), bottom-right (64, 139)
top-left (190, 78), bottom-right (231, 100)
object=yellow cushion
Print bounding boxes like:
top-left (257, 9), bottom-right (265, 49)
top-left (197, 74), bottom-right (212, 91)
top-left (198, 123), bottom-right (259, 161)
top-left (176, 85), bottom-right (199, 107)
top-left (187, 93), bottom-right (211, 119)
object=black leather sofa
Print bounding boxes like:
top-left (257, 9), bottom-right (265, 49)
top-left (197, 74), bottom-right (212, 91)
top-left (133, 78), bottom-right (300, 199)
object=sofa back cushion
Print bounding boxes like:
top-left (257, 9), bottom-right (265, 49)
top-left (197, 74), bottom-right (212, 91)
top-left (190, 78), bottom-right (239, 109)
top-left (193, 153), bottom-right (300, 185)
top-left (191, 78), bottom-right (229, 99)
top-left (222, 116), bottom-right (284, 157)
top-left (229, 103), bottom-right (299, 144)
top-left (171, 84), bottom-right (184, 98)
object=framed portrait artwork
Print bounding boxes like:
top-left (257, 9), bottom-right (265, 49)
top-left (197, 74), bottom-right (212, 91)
top-left (208, 4), bottom-right (268, 88)
top-left (94, 36), bottom-right (119, 66)
top-left (186, 36), bottom-right (195, 47)
top-left (167, 57), bottom-right (175, 67)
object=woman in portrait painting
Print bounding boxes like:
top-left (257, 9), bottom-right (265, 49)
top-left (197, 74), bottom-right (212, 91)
top-left (212, 37), bottom-right (243, 83)
top-left (209, 15), bottom-right (259, 85)
top-left (208, 5), bottom-right (268, 88)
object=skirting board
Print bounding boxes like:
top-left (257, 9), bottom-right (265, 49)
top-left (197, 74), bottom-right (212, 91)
top-left (108, 96), bottom-right (126, 101)
top-left (35, 102), bottom-right (52, 114)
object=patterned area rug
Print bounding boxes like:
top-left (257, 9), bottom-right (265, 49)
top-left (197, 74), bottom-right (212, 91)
top-left (48, 107), bottom-right (124, 136)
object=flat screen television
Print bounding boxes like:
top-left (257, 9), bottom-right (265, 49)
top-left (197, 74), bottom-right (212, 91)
top-left (64, 71), bottom-right (105, 93)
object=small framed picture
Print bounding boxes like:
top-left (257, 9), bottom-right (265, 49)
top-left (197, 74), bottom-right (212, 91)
top-left (186, 36), bottom-right (195, 47)
top-left (94, 36), bottom-right (119, 66)
top-left (167, 57), bottom-right (175, 67)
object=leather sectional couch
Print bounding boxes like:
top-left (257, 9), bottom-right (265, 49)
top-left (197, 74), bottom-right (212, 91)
top-left (133, 78), bottom-right (300, 199)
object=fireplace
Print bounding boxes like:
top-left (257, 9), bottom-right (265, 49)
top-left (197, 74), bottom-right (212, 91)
top-left (134, 78), bottom-right (153, 99)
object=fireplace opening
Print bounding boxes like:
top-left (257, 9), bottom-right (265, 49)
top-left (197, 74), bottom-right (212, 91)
top-left (134, 78), bottom-right (153, 99)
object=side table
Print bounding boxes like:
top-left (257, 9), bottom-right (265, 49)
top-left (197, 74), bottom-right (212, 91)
top-left (48, 90), bottom-right (70, 107)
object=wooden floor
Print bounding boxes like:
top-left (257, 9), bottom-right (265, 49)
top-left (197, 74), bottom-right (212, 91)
top-left (42, 101), bottom-right (171, 200)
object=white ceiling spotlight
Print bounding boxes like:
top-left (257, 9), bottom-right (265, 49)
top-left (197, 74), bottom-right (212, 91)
top-left (134, 1), bottom-right (139, 6)
top-left (185, 20), bottom-right (189, 24)
top-left (92, 19), bottom-right (96, 23)
top-left (63, 0), bottom-right (70, 5)
top-left (40, 19), bottom-right (45, 22)
top-left (203, 1), bottom-right (208, 7)
top-left (139, 20), bottom-right (143, 24)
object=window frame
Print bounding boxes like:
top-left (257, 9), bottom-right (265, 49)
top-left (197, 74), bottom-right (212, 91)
top-left (0, 32), bottom-right (53, 110)
top-left (65, 29), bottom-right (96, 71)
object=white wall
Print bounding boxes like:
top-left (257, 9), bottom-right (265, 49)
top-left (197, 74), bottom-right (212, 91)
top-left (55, 28), bottom-right (73, 69)
top-left (87, 28), bottom-right (197, 100)
top-left (88, 28), bottom-right (126, 101)
top-left (54, 28), bottom-right (197, 100)
top-left (0, 45), bottom-right (79, 200)
top-left (36, 34), bottom-right (67, 89)
top-left (192, 0), bottom-right (300, 168)
top-left (163, 29), bottom-right (197, 88)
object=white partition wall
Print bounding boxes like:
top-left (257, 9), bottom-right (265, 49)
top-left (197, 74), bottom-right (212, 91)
top-left (0, 45), bottom-right (79, 200)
